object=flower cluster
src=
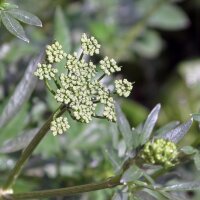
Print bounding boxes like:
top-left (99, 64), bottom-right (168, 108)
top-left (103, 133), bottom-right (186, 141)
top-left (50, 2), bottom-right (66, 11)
top-left (46, 41), bottom-right (67, 63)
top-left (34, 63), bottom-right (58, 80)
top-left (34, 33), bottom-right (133, 135)
top-left (99, 56), bottom-right (121, 75)
top-left (115, 79), bottom-right (133, 97)
top-left (141, 139), bottom-right (178, 168)
top-left (81, 33), bottom-right (100, 56)
top-left (50, 117), bottom-right (70, 136)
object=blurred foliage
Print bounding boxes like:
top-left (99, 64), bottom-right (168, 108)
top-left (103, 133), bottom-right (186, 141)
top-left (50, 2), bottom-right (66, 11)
top-left (0, 0), bottom-right (200, 199)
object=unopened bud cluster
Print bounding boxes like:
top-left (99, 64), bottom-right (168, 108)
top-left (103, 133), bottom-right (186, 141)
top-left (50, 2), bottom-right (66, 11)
top-left (115, 79), bottom-right (133, 97)
top-left (100, 56), bottom-right (121, 75)
top-left (81, 33), bottom-right (100, 56)
top-left (141, 139), bottom-right (178, 168)
top-left (34, 33), bottom-right (133, 135)
top-left (50, 117), bottom-right (70, 136)
top-left (34, 64), bottom-right (58, 80)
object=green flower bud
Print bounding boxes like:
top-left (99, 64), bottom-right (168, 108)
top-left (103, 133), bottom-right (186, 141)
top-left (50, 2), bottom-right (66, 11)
top-left (141, 139), bottom-right (178, 168)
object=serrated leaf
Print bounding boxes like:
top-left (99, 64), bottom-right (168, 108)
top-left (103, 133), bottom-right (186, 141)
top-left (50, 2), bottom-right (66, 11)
top-left (54, 6), bottom-right (71, 53)
top-left (155, 121), bottom-right (180, 136)
top-left (120, 165), bottom-right (143, 184)
top-left (140, 104), bottom-right (161, 145)
top-left (181, 146), bottom-right (197, 155)
top-left (158, 119), bottom-right (193, 143)
top-left (192, 113), bottom-right (200, 122)
top-left (8, 9), bottom-right (42, 27)
top-left (115, 103), bottom-right (132, 150)
top-left (1, 11), bottom-right (29, 42)
top-left (163, 181), bottom-right (200, 191)
top-left (0, 128), bottom-right (39, 153)
top-left (194, 152), bottom-right (200, 171)
top-left (0, 51), bottom-right (44, 128)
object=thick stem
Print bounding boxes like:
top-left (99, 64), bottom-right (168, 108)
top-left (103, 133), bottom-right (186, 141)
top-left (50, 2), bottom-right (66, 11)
top-left (2, 104), bottom-right (67, 190)
top-left (3, 176), bottom-right (122, 200)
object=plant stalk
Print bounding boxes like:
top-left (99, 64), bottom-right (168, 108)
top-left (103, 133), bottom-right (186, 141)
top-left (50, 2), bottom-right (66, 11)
top-left (3, 176), bottom-right (122, 200)
top-left (2, 104), bottom-right (67, 190)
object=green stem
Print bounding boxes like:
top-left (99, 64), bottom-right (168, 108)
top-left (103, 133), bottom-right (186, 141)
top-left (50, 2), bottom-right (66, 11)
top-left (98, 74), bottom-right (106, 82)
top-left (44, 79), bottom-right (56, 95)
top-left (53, 77), bottom-right (61, 89)
top-left (2, 104), bottom-right (67, 190)
top-left (3, 176), bottom-right (122, 200)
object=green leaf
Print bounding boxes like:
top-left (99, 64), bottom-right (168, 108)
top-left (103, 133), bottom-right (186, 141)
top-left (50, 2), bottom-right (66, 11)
top-left (1, 11), bottom-right (29, 42)
top-left (140, 104), bottom-right (161, 145)
top-left (155, 121), bottom-right (180, 136)
top-left (8, 9), bottom-right (42, 27)
top-left (133, 30), bottom-right (164, 58)
top-left (158, 119), bottom-right (193, 143)
top-left (0, 2), bottom-right (18, 10)
top-left (120, 165), bottom-right (143, 184)
top-left (194, 152), bottom-right (200, 171)
top-left (0, 128), bottom-right (38, 153)
top-left (112, 191), bottom-right (128, 200)
top-left (54, 6), bottom-right (71, 53)
top-left (192, 113), bottom-right (200, 122)
top-left (181, 146), bottom-right (197, 155)
top-left (149, 3), bottom-right (189, 30)
top-left (163, 181), bottom-right (200, 191)
top-left (115, 103), bottom-right (133, 150)
top-left (0, 52), bottom-right (44, 128)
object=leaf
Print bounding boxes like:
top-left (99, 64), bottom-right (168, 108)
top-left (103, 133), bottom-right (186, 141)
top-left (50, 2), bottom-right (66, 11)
top-left (133, 30), bottom-right (164, 58)
top-left (143, 189), bottom-right (168, 200)
top-left (1, 11), bottom-right (29, 42)
top-left (1, 2), bottom-right (19, 10)
top-left (155, 121), bottom-right (180, 136)
top-left (0, 51), bottom-right (44, 128)
top-left (8, 9), bottom-right (42, 27)
top-left (104, 147), bottom-right (122, 172)
top-left (140, 104), bottom-right (161, 145)
top-left (149, 3), bottom-right (189, 30)
top-left (0, 128), bottom-right (39, 153)
top-left (194, 152), bottom-right (200, 171)
top-left (192, 113), bottom-right (200, 122)
top-left (163, 181), bottom-right (200, 191)
top-left (112, 191), bottom-right (128, 200)
top-left (120, 165), bottom-right (143, 184)
top-left (181, 146), bottom-right (197, 155)
top-left (158, 119), bottom-right (193, 143)
top-left (115, 102), bottom-right (133, 150)
top-left (54, 6), bottom-right (71, 53)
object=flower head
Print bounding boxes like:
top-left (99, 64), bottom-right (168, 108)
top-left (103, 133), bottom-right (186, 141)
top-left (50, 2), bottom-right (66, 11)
top-left (34, 63), bottom-right (58, 80)
top-left (34, 35), bottom-right (133, 135)
top-left (99, 57), bottom-right (121, 75)
top-left (115, 79), bottom-right (133, 97)
top-left (141, 139), bottom-right (178, 168)
top-left (46, 41), bottom-right (67, 63)
top-left (50, 117), bottom-right (70, 136)
top-left (81, 33), bottom-right (101, 56)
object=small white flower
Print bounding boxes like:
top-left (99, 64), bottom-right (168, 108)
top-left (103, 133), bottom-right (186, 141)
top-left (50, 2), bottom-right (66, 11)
top-left (50, 117), bottom-right (70, 136)
top-left (34, 63), bottom-right (58, 80)
top-left (81, 33), bottom-right (101, 56)
top-left (115, 79), bottom-right (133, 97)
top-left (99, 57), bottom-right (121, 75)
top-left (46, 41), bottom-right (67, 63)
